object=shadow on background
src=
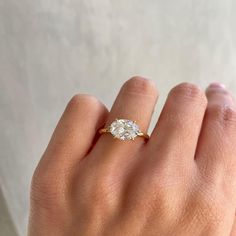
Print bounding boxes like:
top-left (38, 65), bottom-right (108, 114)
top-left (0, 188), bottom-right (18, 236)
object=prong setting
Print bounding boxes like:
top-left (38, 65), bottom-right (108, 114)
top-left (109, 119), bottom-right (141, 141)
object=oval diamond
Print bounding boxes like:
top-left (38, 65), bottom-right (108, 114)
top-left (109, 119), bottom-right (141, 140)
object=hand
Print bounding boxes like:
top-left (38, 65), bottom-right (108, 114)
top-left (28, 77), bottom-right (236, 236)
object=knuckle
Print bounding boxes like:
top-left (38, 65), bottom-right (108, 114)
top-left (170, 83), bottom-right (207, 104)
top-left (207, 104), bottom-right (236, 125)
top-left (194, 191), bottom-right (225, 227)
top-left (30, 167), bottom-right (65, 212)
top-left (141, 170), bottom-right (186, 217)
top-left (80, 169), bottom-right (118, 210)
top-left (221, 106), bottom-right (236, 123)
top-left (81, 184), bottom-right (116, 218)
top-left (67, 94), bottom-right (107, 114)
top-left (92, 181), bottom-right (115, 205)
top-left (150, 184), bottom-right (184, 222)
top-left (122, 76), bottom-right (158, 96)
top-left (68, 94), bottom-right (100, 108)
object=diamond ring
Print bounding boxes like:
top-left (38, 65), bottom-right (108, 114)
top-left (98, 118), bottom-right (149, 141)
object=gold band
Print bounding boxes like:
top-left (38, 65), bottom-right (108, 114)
top-left (136, 132), bottom-right (150, 140)
top-left (98, 128), bottom-right (109, 134)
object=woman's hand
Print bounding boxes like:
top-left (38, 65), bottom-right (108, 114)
top-left (28, 77), bottom-right (236, 235)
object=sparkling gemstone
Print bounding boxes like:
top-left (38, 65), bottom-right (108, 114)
top-left (109, 119), bottom-right (141, 140)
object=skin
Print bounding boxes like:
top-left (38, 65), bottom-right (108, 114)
top-left (28, 77), bottom-right (236, 236)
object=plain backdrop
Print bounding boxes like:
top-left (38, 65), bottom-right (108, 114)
top-left (1, 0), bottom-right (236, 235)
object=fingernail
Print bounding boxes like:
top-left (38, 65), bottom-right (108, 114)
top-left (208, 82), bottom-right (226, 89)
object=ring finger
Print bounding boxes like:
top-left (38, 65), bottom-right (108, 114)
top-left (90, 76), bottom-right (159, 163)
